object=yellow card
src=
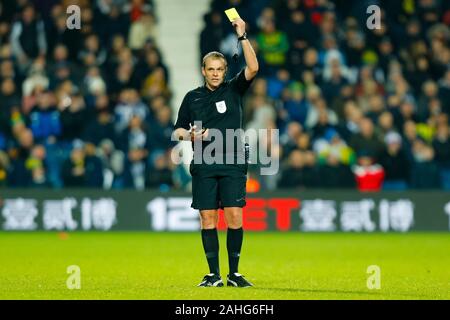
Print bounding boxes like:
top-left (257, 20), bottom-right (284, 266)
top-left (224, 8), bottom-right (241, 22)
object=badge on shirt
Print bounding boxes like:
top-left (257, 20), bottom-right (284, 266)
top-left (215, 100), bottom-right (227, 113)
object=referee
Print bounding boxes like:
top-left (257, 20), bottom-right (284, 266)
top-left (173, 17), bottom-right (258, 287)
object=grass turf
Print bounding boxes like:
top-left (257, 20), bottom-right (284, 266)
top-left (0, 232), bottom-right (448, 300)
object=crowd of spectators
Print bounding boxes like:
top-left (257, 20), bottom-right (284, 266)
top-left (0, 0), bottom-right (449, 191)
top-left (0, 0), bottom-right (180, 190)
top-left (201, 0), bottom-right (450, 191)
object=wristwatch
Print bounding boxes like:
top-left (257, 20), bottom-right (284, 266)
top-left (238, 32), bottom-right (248, 41)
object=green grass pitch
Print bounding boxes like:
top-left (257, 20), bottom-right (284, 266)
top-left (0, 232), bottom-right (448, 300)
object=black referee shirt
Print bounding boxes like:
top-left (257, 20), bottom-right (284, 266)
top-left (174, 68), bottom-right (254, 165)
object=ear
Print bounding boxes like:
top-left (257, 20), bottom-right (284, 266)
top-left (201, 67), bottom-right (206, 77)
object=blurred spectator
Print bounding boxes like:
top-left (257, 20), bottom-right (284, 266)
top-left (432, 119), bottom-right (450, 189)
top-left (280, 121), bottom-right (302, 159)
top-left (0, 59), bottom-right (18, 84)
top-left (10, 4), bottom-right (47, 70)
top-left (78, 33), bottom-right (107, 67)
top-left (313, 128), bottom-right (355, 188)
top-left (120, 115), bottom-right (150, 190)
top-left (105, 34), bottom-right (126, 74)
top-left (379, 131), bottom-right (410, 190)
top-left (266, 68), bottom-right (290, 100)
top-left (47, 44), bottom-right (76, 80)
top-left (258, 121), bottom-right (281, 190)
top-left (114, 88), bottom-right (148, 134)
top-left (0, 150), bottom-right (9, 187)
top-left (8, 128), bottom-right (34, 187)
top-left (356, 80), bottom-right (380, 114)
top-left (97, 139), bottom-right (124, 189)
top-left (438, 69), bottom-right (450, 114)
top-left (125, 0), bottom-right (154, 22)
top-left (128, 13), bottom-right (156, 50)
top-left (281, 82), bottom-right (310, 128)
top-left (365, 95), bottom-right (386, 125)
top-left (83, 66), bottom-right (107, 98)
top-left (25, 144), bottom-right (48, 187)
top-left (95, 3), bottom-right (130, 44)
top-left (349, 117), bottom-right (384, 162)
top-left (278, 149), bottom-right (316, 189)
top-left (22, 56), bottom-right (49, 102)
top-left (59, 94), bottom-right (87, 141)
top-left (200, 11), bottom-right (223, 65)
top-left (279, 127), bottom-right (317, 187)
top-left (377, 110), bottom-right (396, 138)
top-left (376, 37), bottom-right (395, 77)
top-left (410, 137), bottom-right (440, 189)
top-left (134, 48), bottom-right (169, 90)
top-left (338, 100), bottom-right (363, 141)
top-left (284, 10), bottom-right (318, 77)
top-left (27, 90), bottom-right (61, 144)
top-left (109, 61), bottom-right (138, 96)
top-left (300, 48), bottom-right (322, 83)
top-left (322, 57), bottom-right (351, 105)
top-left (392, 100), bottom-right (419, 131)
top-left (352, 151), bottom-right (385, 192)
top-left (147, 105), bottom-right (175, 152)
top-left (245, 95), bottom-right (276, 164)
top-left (304, 86), bottom-right (332, 130)
top-left (417, 79), bottom-right (439, 121)
top-left (146, 151), bottom-right (174, 190)
top-left (141, 66), bottom-right (171, 101)
top-left (83, 94), bottom-right (116, 145)
top-left (309, 98), bottom-right (339, 140)
top-left (47, 5), bottom-right (82, 61)
top-left (1, 77), bottom-right (21, 109)
top-left (1, 104), bottom-right (26, 143)
top-left (256, 13), bottom-right (289, 76)
top-left (61, 140), bottom-right (103, 187)
top-left (244, 77), bottom-right (269, 125)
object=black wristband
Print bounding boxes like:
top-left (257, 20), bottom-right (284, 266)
top-left (238, 32), bottom-right (248, 41)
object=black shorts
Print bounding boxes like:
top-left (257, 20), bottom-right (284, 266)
top-left (190, 163), bottom-right (247, 210)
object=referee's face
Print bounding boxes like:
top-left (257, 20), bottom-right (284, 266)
top-left (202, 57), bottom-right (226, 90)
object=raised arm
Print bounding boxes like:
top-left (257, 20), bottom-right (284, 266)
top-left (232, 18), bottom-right (259, 81)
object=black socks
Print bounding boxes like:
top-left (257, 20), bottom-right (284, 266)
top-left (201, 228), bottom-right (220, 275)
top-left (227, 227), bottom-right (243, 274)
top-left (201, 227), bottom-right (244, 275)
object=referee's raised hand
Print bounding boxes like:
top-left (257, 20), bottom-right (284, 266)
top-left (231, 17), bottom-right (259, 81)
top-left (232, 18), bottom-right (246, 37)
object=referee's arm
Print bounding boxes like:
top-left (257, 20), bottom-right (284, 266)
top-left (232, 18), bottom-right (259, 81)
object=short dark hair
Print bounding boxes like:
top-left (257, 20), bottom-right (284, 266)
top-left (202, 51), bottom-right (227, 68)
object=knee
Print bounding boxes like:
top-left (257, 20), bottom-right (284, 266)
top-left (226, 210), bottom-right (242, 229)
top-left (200, 212), bottom-right (218, 229)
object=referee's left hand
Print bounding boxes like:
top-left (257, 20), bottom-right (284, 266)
top-left (232, 18), bottom-right (246, 38)
top-left (189, 124), bottom-right (209, 141)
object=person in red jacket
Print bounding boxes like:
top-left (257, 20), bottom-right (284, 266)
top-left (352, 150), bottom-right (385, 192)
